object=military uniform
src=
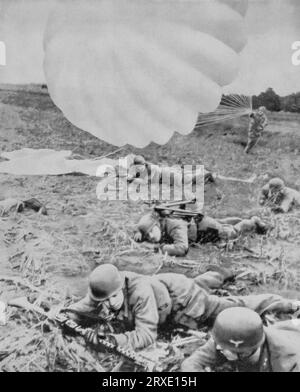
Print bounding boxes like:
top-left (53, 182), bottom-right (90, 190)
top-left (127, 161), bottom-right (161, 184)
top-left (67, 271), bottom-right (295, 350)
top-left (245, 111), bottom-right (268, 153)
top-left (156, 215), bottom-right (265, 256)
top-left (127, 157), bottom-right (213, 186)
top-left (259, 183), bottom-right (300, 213)
top-left (181, 319), bottom-right (300, 372)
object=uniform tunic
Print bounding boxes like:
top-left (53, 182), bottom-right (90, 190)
top-left (67, 271), bottom-right (295, 350)
top-left (181, 320), bottom-right (300, 372)
top-left (259, 185), bottom-right (300, 213)
top-left (158, 215), bottom-right (262, 256)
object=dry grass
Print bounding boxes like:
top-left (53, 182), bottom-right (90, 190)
top-left (0, 86), bottom-right (300, 372)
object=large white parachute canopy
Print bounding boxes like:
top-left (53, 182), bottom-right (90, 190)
top-left (43, 0), bottom-right (248, 147)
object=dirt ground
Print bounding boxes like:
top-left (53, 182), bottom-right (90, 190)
top-left (0, 85), bottom-right (300, 371)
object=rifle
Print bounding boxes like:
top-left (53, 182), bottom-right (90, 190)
top-left (144, 199), bottom-right (196, 208)
top-left (8, 297), bottom-right (161, 372)
top-left (145, 199), bottom-right (204, 222)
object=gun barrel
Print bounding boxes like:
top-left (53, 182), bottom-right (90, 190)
top-left (9, 299), bottom-right (159, 371)
top-left (163, 199), bottom-right (196, 207)
top-left (56, 315), bottom-right (157, 371)
top-left (144, 199), bottom-right (196, 207)
top-left (155, 206), bottom-right (202, 216)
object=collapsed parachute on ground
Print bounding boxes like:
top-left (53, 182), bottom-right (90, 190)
top-left (43, 0), bottom-right (248, 147)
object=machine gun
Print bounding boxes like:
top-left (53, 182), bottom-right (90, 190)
top-left (55, 314), bottom-right (161, 371)
top-left (145, 199), bottom-right (204, 222)
top-left (8, 296), bottom-right (161, 372)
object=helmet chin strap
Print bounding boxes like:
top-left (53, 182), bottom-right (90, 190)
top-left (109, 291), bottom-right (124, 311)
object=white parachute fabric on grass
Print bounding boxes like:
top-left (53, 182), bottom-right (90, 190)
top-left (0, 149), bottom-right (135, 177)
top-left (0, 149), bottom-right (203, 204)
top-left (43, 0), bottom-right (248, 148)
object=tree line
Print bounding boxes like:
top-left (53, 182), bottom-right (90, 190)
top-left (222, 88), bottom-right (300, 113)
top-left (252, 88), bottom-right (300, 112)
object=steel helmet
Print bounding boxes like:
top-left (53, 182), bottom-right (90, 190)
top-left (88, 264), bottom-right (125, 302)
top-left (212, 307), bottom-right (265, 352)
top-left (133, 155), bottom-right (146, 165)
top-left (137, 213), bottom-right (159, 236)
top-left (268, 177), bottom-right (284, 190)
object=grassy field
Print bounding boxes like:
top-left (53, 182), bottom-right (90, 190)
top-left (0, 85), bottom-right (300, 371)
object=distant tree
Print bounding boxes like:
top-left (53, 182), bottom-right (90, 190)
top-left (252, 88), bottom-right (281, 112)
top-left (252, 95), bottom-right (260, 109)
top-left (280, 92), bottom-right (300, 112)
top-left (223, 89), bottom-right (300, 113)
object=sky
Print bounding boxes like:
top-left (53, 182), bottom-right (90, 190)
top-left (0, 0), bottom-right (300, 96)
top-left (225, 0), bottom-right (300, 95)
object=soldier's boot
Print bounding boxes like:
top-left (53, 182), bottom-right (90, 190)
top-left (218, 217), bottom-right (242, 225)
top-left (234, 216), bottom-right (266, 235)
top-left (244, 138), bottom-right (257, 154)
top-left (244, 144), bottom-right (252, 154)
top-left (251, 216), bottom-right (269, 235)
top-left (194, 265), bottom-right (235, 290)
top-left (205, 265), bottom-right (236, 282)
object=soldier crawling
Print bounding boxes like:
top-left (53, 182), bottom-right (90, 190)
top-left (64, 264), bottom-right (300, 351)
top-left (244, 106), bottom-right (268, 154)
top-left (133, 211), bottom-right (269, 257)
top-left (181, 307), bottom-right (300, 372)
top-left (127, 155), bottom-right (215, 185)
top-left (259, 178), bottom-right (300, 213)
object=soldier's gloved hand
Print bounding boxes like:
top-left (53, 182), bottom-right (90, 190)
top-left (106, 334), bottom-right (117, 346)
top-left (85, 328), bottom-right (107, 346)
top-left (133, 231), bottom-right (142, 242)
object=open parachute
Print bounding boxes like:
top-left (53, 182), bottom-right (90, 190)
top-left (43, 0), bottom-right (249, 148)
